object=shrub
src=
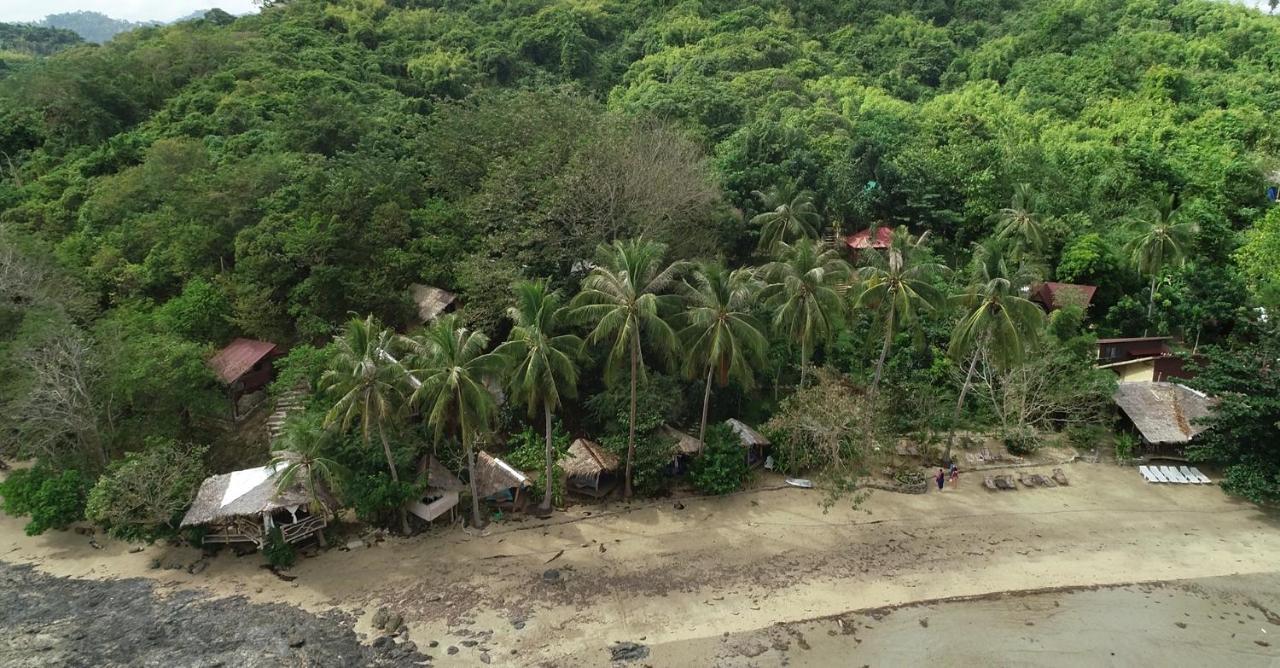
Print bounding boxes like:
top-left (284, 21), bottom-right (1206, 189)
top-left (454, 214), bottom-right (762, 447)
top-left (1003, 427), bottom-right (1041, 456)
top-left (85, 438), bottom-right (207, 541)
top-left (0, 466), bottom-right (88, 535)
top-left (503, 422), bottom-right (570, 471)
top-left (1114, 431), bottom-right (1138, 463)
top-left (764, 369), bottom-right (881, 476)
top-left (263, 527), bottom-right (296, 569)
top-left (689, 424), bottom-right (749, 495)
top-left (602, 431), bottom-right (673, 498)
top-left (530, 464), bottom-right (566, 507)
top-left (343, 473), bottom-right (421, 528)
top-left (1065, 424), bottom-right (1107, 451)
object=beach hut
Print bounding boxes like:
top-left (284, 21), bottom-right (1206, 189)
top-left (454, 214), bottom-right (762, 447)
top-left (662, 425), bottom-right (702, 473)
top-left (1112, 382), bottom-right (1214, 450)
top-left (180, 461), bottom-right (333, 548)
top-left (409, 284), bottom-right (457, 326)
top-left (560, 438), bottom-right (620, 497)
top-left (209, 338), bottom-right (283, 419)
top-left (1029, 282), bottom-right (1097, 313)
top-left (407, 456), bottom-right (465, 524)
top-left (473, 451), bottom-right (532, 511)
top-left (726, 418), bottom-right (770, 467)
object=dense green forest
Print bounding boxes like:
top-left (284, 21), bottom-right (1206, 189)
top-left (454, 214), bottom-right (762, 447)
top-left (2, 0), bottom-right (1279, 538)
top-left (37, 11), bottom-right (160, 45)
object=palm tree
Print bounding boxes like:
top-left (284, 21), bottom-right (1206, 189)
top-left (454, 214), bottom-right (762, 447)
top-left (750, 186), bottom-right (822, 253)
top-left (271, 413), bottom-right (347, 545)
top-left (944, 241), bottom-right (1045, 462)
top-left (679, 262), bottom-right (768, 446)
top-left (993, 183), bottom-right (1047, 258)
top-left (494, 280), bottom-right (583, 516)
top-left (405, 315), bottom-right (502, 529)
top-left (760, 238), bottom-right (851, 387)
top-left (852, 226), bottom-right (946, 398)
top-left (1124, 193), bottom-right (1198, 324)
top-left (321, 315), bottom-right (410, 534)
top-left (570, 238), bottom-right (682, 499)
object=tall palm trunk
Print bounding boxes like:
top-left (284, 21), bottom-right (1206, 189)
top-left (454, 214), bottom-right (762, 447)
top-left (378, 425), bottom-right (410, 535)
top-left (625, 335), bottom-right (638, 499)
top-left (462, 408), bottom-right (484, 529)
top-left (539, 403), bottom-right (554, 514)
top-left (870, 309), bottom-right (895, 399)
top-left (698, 365), bottom-right (715, 445)
top-left (799, 338), bottom-right (809, 387)
top-left (944, 349), bottom-right (981, 465)
top-left (1144, 273), bottom-right (1159, 336)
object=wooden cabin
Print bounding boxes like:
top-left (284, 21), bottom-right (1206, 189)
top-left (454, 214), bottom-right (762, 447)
top-left (1112, 382), bottom-right (1214, 452)
top-left (209, 338), bottom-right (283, 419)
top-left (726, 419), bottom-right (770, 468)
top-left (473, 451), bottom-right (532, 512)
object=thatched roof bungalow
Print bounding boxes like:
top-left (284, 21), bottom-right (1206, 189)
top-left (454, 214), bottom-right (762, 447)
top-left (408, 456), bottom-right (465, 524)
top-left (180, 461), bottom-right (332, 548)
top-left (560, 438), bottom-right (620, 496)
top-left (410, 284), bottom-right (457, 325)
top-left (663, 425), bottom-right (703, 457)
top-left (474, 451), bottom-right (531, 510)
top-left (726, 418), bottom-right (770, 467)
top-left (1113, 382), bottom-right (1214, 448)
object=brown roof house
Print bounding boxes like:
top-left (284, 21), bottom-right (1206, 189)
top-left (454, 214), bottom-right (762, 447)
top-left (210, 338), bottom-right (282, 419)
top-left (1112, 382), bottom-right (1214, 449)
top-left (180, 460), bottom-right (334, 548)
top-left (1029, 282), bottom-right (1097, 312)
top-left (560, 438), bottom-right (620, 497)
top-left (1095, 337), bottom-right (1199, 384)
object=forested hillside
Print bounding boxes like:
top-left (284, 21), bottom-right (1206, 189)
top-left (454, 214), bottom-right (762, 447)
top-left (2, 0), bottom-right (1280, 530)
top-left (38, 11), bottom-right (159, 44)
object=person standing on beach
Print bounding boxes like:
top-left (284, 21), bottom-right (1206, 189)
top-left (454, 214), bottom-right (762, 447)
top-left (936, 468), bottom-right (946, 491)
top-left (949, 463), bottom-right (959, 488)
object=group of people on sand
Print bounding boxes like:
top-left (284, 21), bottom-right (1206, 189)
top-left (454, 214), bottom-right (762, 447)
top-left (935, 464), bottom-right (958, 491)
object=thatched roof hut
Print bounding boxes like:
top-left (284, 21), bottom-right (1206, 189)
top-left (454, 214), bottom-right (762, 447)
top-left (423, 455), bottom-right (465, 493)
top-left (726, 419), bottom-right (770, 447)
top-left (409, 456), bottom-right (465, 523)
top-left (1113, 382), bottom-right (1213, 446)
top-left (663, 425), bottom-right (702, 456)
top-left (180, 461), bottom-right (332, 547)
top-left (410, 284), bottom-right (457, 324)
top-left (560, 438), bottom-right (620, 494)
top-left (473, 451), bottom-right (531, 498)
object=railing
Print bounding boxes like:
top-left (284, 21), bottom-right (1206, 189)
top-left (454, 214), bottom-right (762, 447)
top-left (279, 515), bottom-right (327, 544)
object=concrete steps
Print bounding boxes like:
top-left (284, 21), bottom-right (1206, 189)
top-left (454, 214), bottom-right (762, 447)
top-left (266, 387), bottom-right (308, 443)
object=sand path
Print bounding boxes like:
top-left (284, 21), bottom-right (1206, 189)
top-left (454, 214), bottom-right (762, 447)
top-left (3, 463), bottom-right (1278, 665)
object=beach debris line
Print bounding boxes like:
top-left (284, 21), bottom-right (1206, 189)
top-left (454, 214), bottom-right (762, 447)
top-left (610, 641), bottom-right (650, 662)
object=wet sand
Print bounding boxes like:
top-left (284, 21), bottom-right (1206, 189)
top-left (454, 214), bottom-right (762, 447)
top-left (2, 462), bottom-right (1279, 666)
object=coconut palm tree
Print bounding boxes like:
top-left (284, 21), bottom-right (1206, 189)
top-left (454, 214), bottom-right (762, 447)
top-left (679, 262), bottom-right (768, 446)
top-left (321, 315), bottom-right (410, 534)
top-left (751, 186), bottom-right (822, 253)
top-left (852, 226), bottom-right (946, 398)
top-left (1124, 193), bottom-right (1199, 324)
top-left (760, 238), bottom-right (851, 387)
top-left (404, 315), bottom-right (502, 529)
top-left (993, 183), bottom-right (1048, 258)
top-left (494, 280), bottom-right (583, 515)
top-left (944, 241), bottom-right (1045, 462)
top-left (570, 238), bottom-right (682, 499)
top-left (271, 413), bottom-right (347, 545)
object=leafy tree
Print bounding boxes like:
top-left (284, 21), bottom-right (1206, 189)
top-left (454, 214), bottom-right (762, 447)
top-left (270, 413), bottom-right (346, 519)
top-left (679, 262), bottom-right (767, 447)
top-left (992, 183), bottom-right (1047, 263)
top-left (851, 226), bottom-right (946, 397)
top-left (494, 280), bottom-right (583, 515)
top-left (688, 423), bottom-right (750, 495)
top-left (1124, 194), bottom-right (1199, 325)
top-left (945, 241), bottom-right (1045, 461)
top-left (321, 315), bottom-right (409, 534)
top-left (750, 186), bottom-right (821, 253)
top-left (1188, 327), bottom-right (1280, 504)
top-left (84, 438), bottom-right (206, 541)
top-left (405, 315), bottom-right (501, 528)
top-left (761, 239), bottom-right (851, 387)
top-left (570, 239), bottom-right (681, 499)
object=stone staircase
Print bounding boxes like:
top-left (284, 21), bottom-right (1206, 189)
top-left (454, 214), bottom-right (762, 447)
top-left (265, 386), bottom-right (309, 443)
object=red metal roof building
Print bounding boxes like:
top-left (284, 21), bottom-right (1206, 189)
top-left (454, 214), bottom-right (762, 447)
top-left (210, 338), bottom-right (279, 385)
top-left (845, 226), bottom-right (894, 251)
top-left (1030, 282), bottom-right (1098, 312)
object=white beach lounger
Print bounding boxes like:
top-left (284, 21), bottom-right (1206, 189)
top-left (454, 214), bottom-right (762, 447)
top-left (1138, 466), bottom-right (1159, 483)
top-left (1148, 466), bottom-right (1168, 483)
top-left (1162, 466), bottom-right (1189, 484)
top-left (1178, 466), bottom-right (1203, 484)
top-left (1187, 467), bottom-right (1212, 484)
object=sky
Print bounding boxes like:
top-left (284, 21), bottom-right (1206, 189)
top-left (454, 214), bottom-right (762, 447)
top-left (0, 0), bottom-right (259, 24)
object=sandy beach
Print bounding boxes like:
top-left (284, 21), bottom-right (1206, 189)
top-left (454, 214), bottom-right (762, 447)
top-left (2, 462), bottom-right (1278, 666)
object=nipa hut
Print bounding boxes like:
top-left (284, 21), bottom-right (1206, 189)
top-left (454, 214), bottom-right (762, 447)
top-left (726, 418), bottom-right (771, 467)
top-left (1113, 382), bottom-right (1214, 449)
top-left (407, 456), bottom-right (465, 524)
top-left (180, 461), bottom-right (332, 548)
top-left (474, 451), bottom-right (532, 511)
top-left (662, 425), bottom-right (702, 473)
top-left (409, 284), bottom-right (457, 325)
top-left (560, 438), bottom-right (620, 497)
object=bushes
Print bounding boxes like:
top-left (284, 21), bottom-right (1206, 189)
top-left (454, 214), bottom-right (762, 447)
top-left (1002, 427), bottom-right (1041, 456)
top-left (586, 373), bottom-right (686, 435)
top-left (0, 466), bottom-right (88, 535)
top-left (84, 438), bottom-right (207, 542)
top-left (503, 423), bottom-right (570, 471)
top-left (263, 527), bottom-right (296, 569)
top-left (764, 369), bottom-right (880, 476)
top-left (689, 424), bottom-right (749, 495)
top-left (602, 432), bottom-right (673, 498)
